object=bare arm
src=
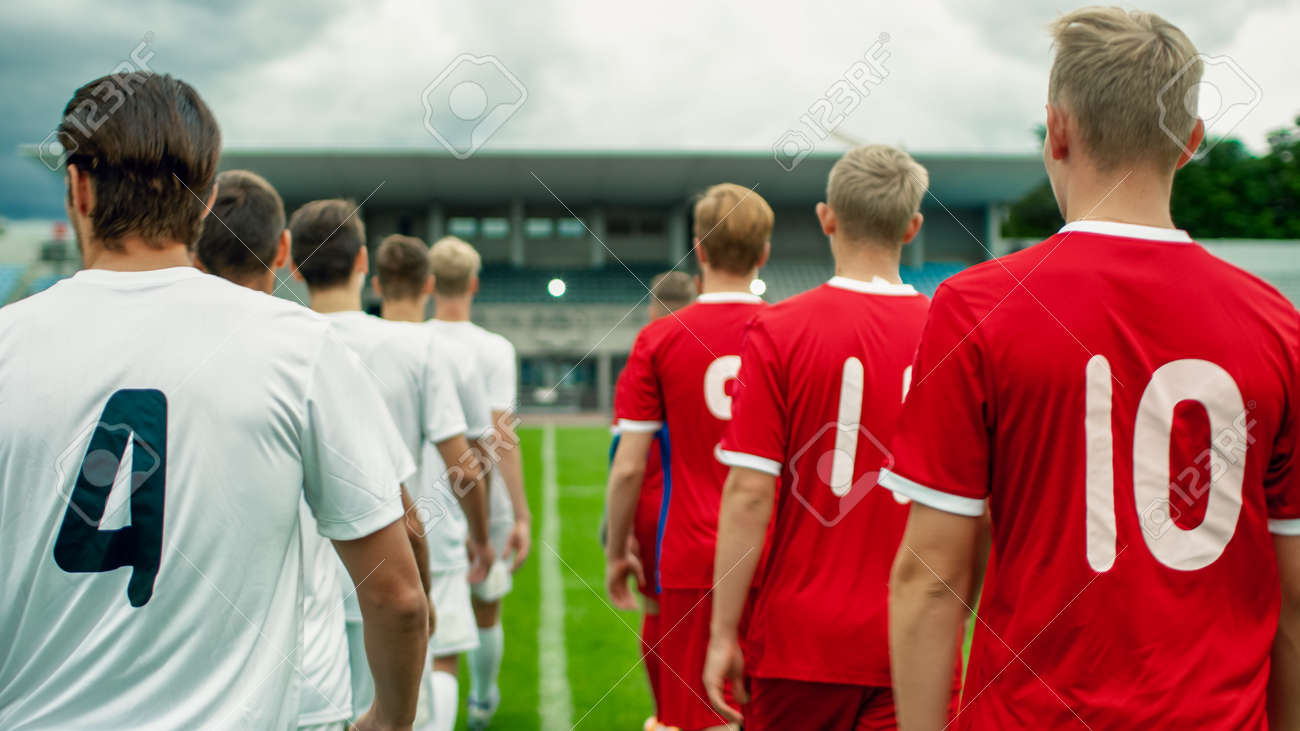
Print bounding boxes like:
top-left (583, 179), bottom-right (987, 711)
top-left (436, 433), bottom-right (494, 583)
top-left (333, 519), bottom-right (428, 730)
top-left (399, 486), bottom-right (434, 629)
top-left (1271, 534), bottom-right (1300, 729)
top-left (605, 430), bottom-right (653, 610)
top-left (890, 503), bottom-right (981, 731)
top-left (487, 408), bottom-right (531, 571)
top-left (704, 466), bottom-right (775, 722)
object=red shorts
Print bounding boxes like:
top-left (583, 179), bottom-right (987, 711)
top-left (656, 587), bottom-right (735, 730)
top-left (747, 677), bottom-right (898, 731)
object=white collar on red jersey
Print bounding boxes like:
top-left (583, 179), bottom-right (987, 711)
top-left (695, 291), bottom-right (763, 304)
top-left (827, 275), bottom-right (918, 296)
top-left (1058, 219), bottom-right (1193, 243)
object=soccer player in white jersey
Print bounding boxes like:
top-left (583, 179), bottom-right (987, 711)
top-left (287, 203), bottom-right (495, 727)
top-left (195, 170), bottom-right (364, 731)
top-left (425, 235), bottom-right (531, 730)
top-left (0, 72), bottom-right (427, 731)
top-left (370, 233), bottom-right (523, 731)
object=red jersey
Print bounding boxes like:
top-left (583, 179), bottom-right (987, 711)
top-left (719, 277), bottom-right (929, 687)
top-left (881, 220), bottom-right (1300, 729)
top-left (615, 292), bottom-right (766, 589)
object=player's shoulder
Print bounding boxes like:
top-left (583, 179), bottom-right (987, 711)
top-left (1195, 245), bottom-right (1299, 322)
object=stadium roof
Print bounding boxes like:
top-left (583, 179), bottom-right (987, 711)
top-left (210, 148), bottom-right (1045, 208)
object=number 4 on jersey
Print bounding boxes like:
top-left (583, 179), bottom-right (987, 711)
top-left (53, 389), bottom-right (168, 607)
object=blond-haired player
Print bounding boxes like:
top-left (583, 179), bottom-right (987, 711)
top-left (422, 235), bottom-right (531, 731)
top-left (705, 146), bottom-right (949, 730)
top-left (607, 183), bottom-right (772, 731)
top-left (886, 8), bottom-right (1300, 729)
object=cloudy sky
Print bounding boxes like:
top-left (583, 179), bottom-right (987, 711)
top-left (3, 0), bottom-right (1297, 219)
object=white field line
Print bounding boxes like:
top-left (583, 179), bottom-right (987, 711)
top-left (538, 424), bottom-right (574, 729)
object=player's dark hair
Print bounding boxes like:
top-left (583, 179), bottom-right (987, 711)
top-left (288, 198), bottom-right (365, 290)
top-left (194, 170), bottom-right (284, 281)
top-left (375, 234), bottom-right (430, 301)
top-left (649, 270), bottom-right (696, 311)
top-left (59, 72), bottom-right (221, 250)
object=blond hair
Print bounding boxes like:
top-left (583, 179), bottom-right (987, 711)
top-left (693, 183), bottom-right (773, 275)
top-left (827, 145), bottom-right (928, 244)
top-left (1049, 6), bottom-right (1201, 171)
top-left (428, 236), bottom-right (482, 296)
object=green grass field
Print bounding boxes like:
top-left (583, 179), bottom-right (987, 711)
top-left (454, 424), bottom-right (653, 730)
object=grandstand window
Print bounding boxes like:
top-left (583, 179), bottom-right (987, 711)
top-left (557, 218), bottom-right (585, 238)
top-left (525, 218), bottom-right (554, 238)
top-left (640, 217), bottom-right (666, 235)
top-left (481, 217), bottom-right (510, 238)
top-left (449, 217), bottom-right (478, 238)
top-left (607, 217), bottom-right (634, 235)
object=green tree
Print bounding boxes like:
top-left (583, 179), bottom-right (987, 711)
top-left (1002, 116), bottom-right (1300, 240)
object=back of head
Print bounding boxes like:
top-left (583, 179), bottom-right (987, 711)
top-left (376, 234), bottom-right (430, 301)
top-left (428, 236), bottom-right (482, 296)
top-left (288, 199), bottom-right (365, 290)
top-left (649, 270), bottom-right (696, 316)
top-left (1049, 6), bottom-right (1201, 172)
top-left (194, 170), bottom-right (284, 281)
top-left (58, 72), bottom-right (221, 249)
top-left (827, 145), bottom-right (928, 244)
top-left (693, 183), bottom-right (773, 275)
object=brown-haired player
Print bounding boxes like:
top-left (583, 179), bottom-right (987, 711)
top-left (0, 73), bottom-right (427, 730)
top-left (192, 170), bottom-right (290, 291)
top-left (606, 183), bottom-right (772, 731)
top-left (886, 7), bottom-right (1300, 729)
top-left (288, 204), bottom-right (494, 730)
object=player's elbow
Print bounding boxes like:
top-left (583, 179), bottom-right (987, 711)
top-left (723, 468), bottom-right (775, 509)
top-left (890, 544), bottom-right (969, 606)
top-left (610, 462), bottom-right (646, 492)
top-left (358, 572), bottom-right (428, 631)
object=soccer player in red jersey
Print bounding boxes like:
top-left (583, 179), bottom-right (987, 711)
top-left (609, 271), bottom-right (697, 731)
top-left (606, 183), bottom-right (773, 731)
top-left (885, 8), bottom-right (1300, 730)
top-left (703, 145), bottom-right (936, 730)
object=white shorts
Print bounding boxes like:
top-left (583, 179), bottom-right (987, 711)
top-left (471, 471), bottom-right (516, 602)
top-left (431, 568), bottom-right (479, 657)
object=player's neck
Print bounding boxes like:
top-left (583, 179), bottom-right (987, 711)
top-left (831, 236), bottom-right (903, 284)
top-left (1061, 163), bottom-right (1176, 229)
top-left (698, 268), bottom-right (755, 295)
top-left (83, 237), bottom-right (193, 272)
top-left (307, 285), bottom-right (362, 314)
top-left (433, 296), bottom-right (471, 322)
top-left (381, 298), bottom-right (425, 323)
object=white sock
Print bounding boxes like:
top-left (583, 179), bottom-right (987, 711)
top-left (468, 623), bottom-right (504, 705)
top-left (429, 670), bottom-right (459, 731)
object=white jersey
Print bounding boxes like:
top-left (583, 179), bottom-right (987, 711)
top-left (0, 267), bottom-right (410, 730)
top-left (424, 320), bottom-right (519, 538)
top-left (421, 321), bottom-right (494, 571)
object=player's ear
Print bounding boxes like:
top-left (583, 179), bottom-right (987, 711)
top-left (66, 163), bottom-right (95, 220)
top-left (693, 237), bottom-right (709, 267)
top-left (422, 274), bottom-right (434, 296)
top-left (272, 230), bottom-right (291, 270)
top-left (199, 181), bottom-right (218, 222)
top-left (1176, 118), bottom-right (1205, 170)
top-left (756, 240), bottom-right (770, 270)
top-left (469, 275), bottom-right (479, 295)
top-left (353, 246), bottom-right (369, 276)
top-left (1045, 103), bottom-right (1070, 161)
top-left (816, 202), bottom-right (836, 237)
top-left (371, 276), bottom-right (384, 299)
top-left (901, 212), bottom-right (923, 244)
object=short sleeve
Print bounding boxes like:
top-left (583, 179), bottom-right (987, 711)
top-left (454, 359), bottom-right (493, 439)
top-left (718, 318), bottom-right (785, 476)
top-left (424, 341), bottom-right (469, 445)
top-left (1267, 315), bottom-right (1300, 534)
top-left (485, 335), bottom-right (518, 412)
top-left (879, 284), bottom-right (990, 516)
top-left (300, 335), bottom-right (411, 540)
top-left (615, 326), bottom-right (664, 432)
